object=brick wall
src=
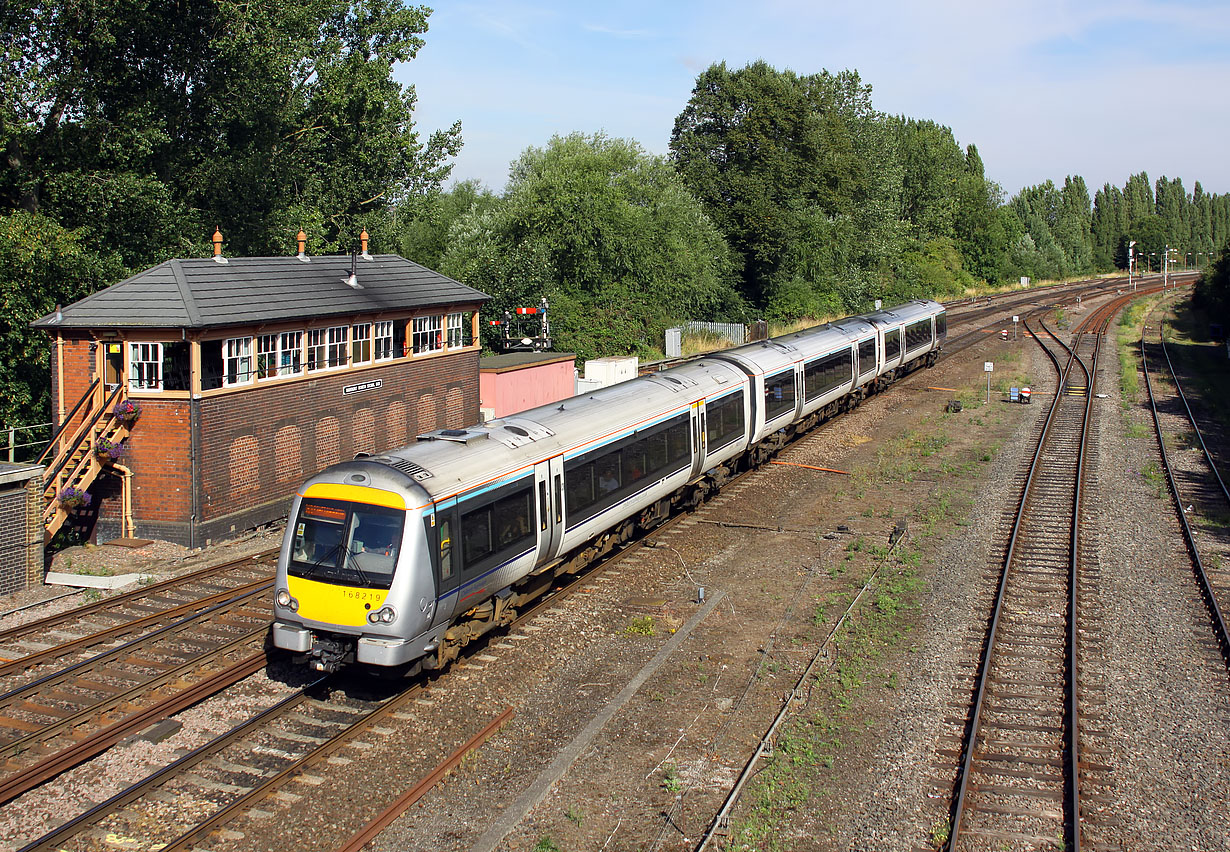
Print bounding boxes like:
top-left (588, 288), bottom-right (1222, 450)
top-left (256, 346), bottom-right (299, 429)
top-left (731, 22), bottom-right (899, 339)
top-left (122, 398), bottom-right (193, 526)
top-left (0, 465), bottom-right (45, 594)
top-left (192, 350), bottom-right (480, 545)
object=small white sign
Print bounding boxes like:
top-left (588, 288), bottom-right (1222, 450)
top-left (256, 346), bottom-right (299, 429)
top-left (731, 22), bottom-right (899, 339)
top-left (984, 362), bottom-right (994, 372)
top-left (343, 378), bottom-right (383, 395)
top-left (1012, 316), bottom-right (1019, 323)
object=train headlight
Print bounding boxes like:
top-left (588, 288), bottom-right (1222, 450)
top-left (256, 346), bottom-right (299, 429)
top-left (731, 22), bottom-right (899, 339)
top-left (368, 606), bottom-right (397, 624)
top-left (276, 589), bottom-right (298, 611)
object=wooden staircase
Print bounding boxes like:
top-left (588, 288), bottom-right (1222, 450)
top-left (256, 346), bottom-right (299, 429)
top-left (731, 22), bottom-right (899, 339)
top-left (38, 380), bottom-right (136, 542)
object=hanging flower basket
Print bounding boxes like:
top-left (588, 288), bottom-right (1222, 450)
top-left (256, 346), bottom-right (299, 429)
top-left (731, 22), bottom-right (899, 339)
top-left (58, 486), bottom-right (92, 510)
top-left (113, 400), bottom-right (142, 424)
top-left (94, 435), bottom-right (127, 463)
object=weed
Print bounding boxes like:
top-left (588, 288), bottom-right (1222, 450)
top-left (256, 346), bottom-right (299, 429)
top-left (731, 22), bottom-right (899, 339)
top-left (929, 814), bottom-right (951, 848)
top-left (566, 805), bottom-right (583, 827)
top-left (626, 615), bottom-right (655, 636)
top-left (83, 589), bottom-right (102, 602)
top-left (661, 763), bottom-right (683, 794)
top-left (885, 672), bottom-right (899, 689)
top-left (533, 837), bottom-right (562, 852)
top-left (1140, 461), bottom-right (1166, 498)
top-left (1124, 422), bottom-right (1151, 439)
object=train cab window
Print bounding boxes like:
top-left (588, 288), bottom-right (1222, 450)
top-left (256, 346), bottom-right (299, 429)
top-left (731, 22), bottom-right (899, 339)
top-left (289, 499), bottom-right (403, 589)
top-left (858, 338), bottom-right (876, 376)
top-left (884, 329), bottom-right (901, 362)
top-left (764, 369), bottom-right (795, 421)
top-left (936, 312), bottom-right (947, 338)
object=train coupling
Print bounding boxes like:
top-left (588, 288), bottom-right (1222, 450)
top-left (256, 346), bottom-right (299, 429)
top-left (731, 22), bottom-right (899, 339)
top-left (310, 635), bottom-right (356, 673)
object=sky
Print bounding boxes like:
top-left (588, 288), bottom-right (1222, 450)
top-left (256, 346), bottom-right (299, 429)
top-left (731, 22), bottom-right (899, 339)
top-left (398, 0), bottom-right (1230, 200)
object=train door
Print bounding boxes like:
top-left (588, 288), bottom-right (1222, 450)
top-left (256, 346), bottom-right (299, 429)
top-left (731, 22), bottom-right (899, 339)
top-left (690, 401), bottom-right (706, 477)
top-left (428, 502), bottom-right (460, 624)
top-left (534, 456), bottom-right (565, 560)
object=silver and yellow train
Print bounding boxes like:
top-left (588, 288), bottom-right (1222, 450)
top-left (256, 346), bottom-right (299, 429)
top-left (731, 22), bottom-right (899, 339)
top-left (272, 300), bottom-right (946, 672)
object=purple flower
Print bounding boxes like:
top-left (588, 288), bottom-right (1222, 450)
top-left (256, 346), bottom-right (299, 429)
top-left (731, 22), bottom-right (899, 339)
top-left (58, 486), bottom-right (92, 509)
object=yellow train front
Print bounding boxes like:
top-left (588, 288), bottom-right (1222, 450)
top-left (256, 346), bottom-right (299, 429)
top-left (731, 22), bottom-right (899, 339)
top-left (271, 462), bottom-right (442, 673)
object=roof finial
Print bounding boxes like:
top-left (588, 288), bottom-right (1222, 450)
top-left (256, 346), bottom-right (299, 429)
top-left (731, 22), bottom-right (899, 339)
top-left (297, 230), bottom-right (309, 262)
top-left (212, 228), bottom-right (228, 264)
top-left (360, 229), bottom-right (372, 260)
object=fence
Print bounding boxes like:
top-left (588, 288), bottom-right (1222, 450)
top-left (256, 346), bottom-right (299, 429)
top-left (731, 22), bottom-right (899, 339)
top-left (664, 321), bottom-right (748, 358)
top-left (2, 422), bottom-right (53, 464)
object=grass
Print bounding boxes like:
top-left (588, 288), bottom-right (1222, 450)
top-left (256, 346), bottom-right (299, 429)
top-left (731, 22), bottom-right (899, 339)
top-left (1140, 461), bottom-right (1166, 498)
top-left (533, 837), bottom-right (562, 852)
top-left (729, 546), bottom-right (926, 850)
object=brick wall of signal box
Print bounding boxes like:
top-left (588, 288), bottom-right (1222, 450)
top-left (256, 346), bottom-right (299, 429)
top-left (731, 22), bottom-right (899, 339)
top-left (191, 349), bottom-right (481, 545)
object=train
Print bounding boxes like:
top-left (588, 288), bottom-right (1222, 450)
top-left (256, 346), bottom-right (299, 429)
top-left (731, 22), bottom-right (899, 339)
top-left (271, 299), bottom-right (947, 673)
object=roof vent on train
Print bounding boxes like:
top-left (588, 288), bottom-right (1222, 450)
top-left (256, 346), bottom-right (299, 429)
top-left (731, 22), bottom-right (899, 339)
top-left (417, 427), bottom-right (489, 444)
top-left (647, 373), bottom-right (697, 391)
top-left (487, 417), bottom-right (555, 448)
top-left (367, 455), bottom-right (433, 481)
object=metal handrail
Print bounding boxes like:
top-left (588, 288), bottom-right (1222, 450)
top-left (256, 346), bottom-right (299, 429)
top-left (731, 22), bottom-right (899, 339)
top-left (41, 383), bottom-right (125, 490)
top-left (36, 379), bottom-right (100, 465)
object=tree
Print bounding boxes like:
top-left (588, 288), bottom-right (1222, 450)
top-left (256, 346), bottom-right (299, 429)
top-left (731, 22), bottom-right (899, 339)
top-left (0, 212), bottom-right (124, 428)
top-left (439, 133), bottom-right (745, 361)
top-left (1193, 243), bottom-right (1230, 332)
top-left (669, 61), bottom-right (829, 308)
top-left (1, 0), bottom-right (461, 262)
top-left (1, 0), bottom-right (461, 425)
top-left (397, 180), bottom-right (500, 270)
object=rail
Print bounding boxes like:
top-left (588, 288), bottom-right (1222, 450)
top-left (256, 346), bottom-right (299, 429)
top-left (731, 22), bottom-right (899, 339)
top-left (1141, 322), bottom-right (1230, 665)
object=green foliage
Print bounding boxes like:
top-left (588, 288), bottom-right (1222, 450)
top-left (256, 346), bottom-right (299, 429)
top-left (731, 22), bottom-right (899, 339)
top-left (0, 212), bottom-right (123, 427)
top-left (439, 132), bottom-right (745, 360)
top-left (397, 180), bottom-right (500, 270)
top-left (1194, 243), bottom-right (1230, 331)
top-left (625, 615), bottom-right (656, 636)
top-left (2, 0), bottom-right (461, 424)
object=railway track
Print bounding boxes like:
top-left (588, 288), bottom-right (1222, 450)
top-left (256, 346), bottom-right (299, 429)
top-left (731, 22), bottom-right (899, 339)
top-left (11, 504), bottom-right (673, 851)
top-left (3, 275), bottom-right (1202, 851)
top-left (0, 581), bottom-right (272, 806)
top-left (941, 293), bottom-right (1134, 852)
top-left (0, 552), bottom-right (277, 686)
top-left (1139, 301), bottom-right (1230, 666)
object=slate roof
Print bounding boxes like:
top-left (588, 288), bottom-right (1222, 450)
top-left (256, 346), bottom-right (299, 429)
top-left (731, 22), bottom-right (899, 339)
top-left (32, 254), bottom-right (490, 331)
